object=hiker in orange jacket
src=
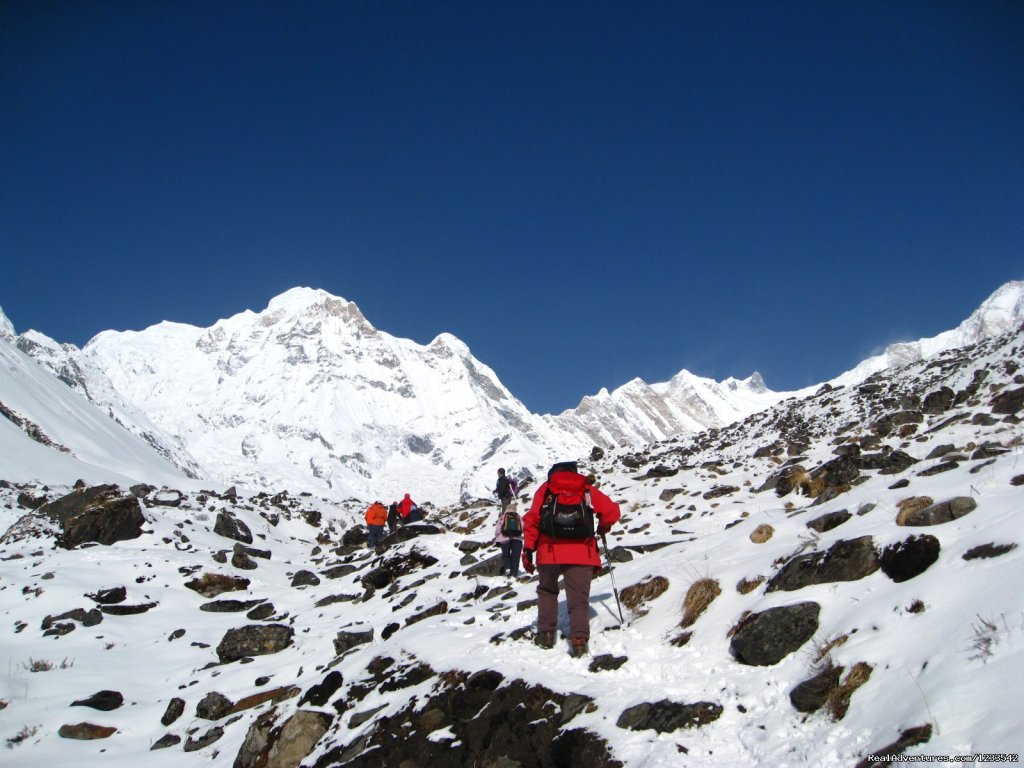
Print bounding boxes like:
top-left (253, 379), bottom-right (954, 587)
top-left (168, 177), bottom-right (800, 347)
top-left (521, 461), bottom-right (620, 657)
top-left (364, 501), bottom-right (388, 548)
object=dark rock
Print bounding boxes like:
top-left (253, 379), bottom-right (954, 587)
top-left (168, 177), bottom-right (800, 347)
top-left (645, 464), bottom-right (679, 478)
top-left (589, 655), bottom-right (628, 672)
top-left (855, 725), bottom-right (933, 768)
top-left (922, 386), bottom-right (954, 414)
top-left (880, 535), bottom-right (940, 582)
top-left (161, 697), bottom-right (185, 726)
top-left (991, 386), bottom-right (1024, 415)
top-left (42, 608), bottom-right (103, 630)
top-left (703, 484), bottom-right (739, 499)
top-left (197, 691), bottom-right (234, 720)
top-left (898, 496), bottom-right (977, 526)
top-left (463, 552), bottom-right (505, 578)
top-left (322, 563), bottom-right (358, 579)
top-left (971, 442), bottom-right (1008, 460)
top-left (767, 537), bottom-right (880, 592)
top-left (806, 509), bottom-right (851, 533)
top-left (70, 690), bottom-right (123, 711)
top-left (185, 573), bottom-right (251, 597)
top-left (334, 627), bottom-right (374, 655)
top-left (129, 483), bottom-right (155, 498)
top-left (730, 602), bottom-right (820, 666)
top-left (300, 671), bottom-right (344, 707)
top-left (183, 725), bottom-right (224, 752)
top-left (232, 549), bottom-right (258, 570)
top-left (360, 567), bottom-right (393, 589)
top-left (917, 460), bottom-right (959, 477)
top-left (87, 586), bottom-right (127, 604)
top-left (616, 699), bottom-right (723, 732)
top-left (100, 602), bottom-right (158, 615)
top-left (247, 602), bottom-right (276, 620)
top-left (40, 485), bottom-right (146, 549)
top-left (150, 733), bottom-right (181, 750)
top-left (406, 601), bottom-right (449, 626)
top-left (16, 491), bottom-right (47, 509)
top-left (291, 569), bottom-right (321, 587)
top-left (216, 624), bottom-right (294, 663)
top-left (590, 446), bottom-right (605, 461)
top-left (790, 666), bottom-right (842, 713)
top-left (214, 510), bottom-right (253, 544)
top-left (200, 598), bottom-right (265, 613)
top-left (58, 722), bottom-right (117, 740)
top-left (963, 543), bottom-right (1018, 560)
top-left (312, 671), bottom-right (616, 768)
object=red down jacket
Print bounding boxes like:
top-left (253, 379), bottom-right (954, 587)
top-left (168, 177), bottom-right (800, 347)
top-left (522, 470), bottom-right (621, 567)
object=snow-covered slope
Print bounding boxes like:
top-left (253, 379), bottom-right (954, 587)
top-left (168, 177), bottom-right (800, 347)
top-left (1, 308), bottom-right (1021, 767)
top-left (0, 328), bottom-right (198, 490)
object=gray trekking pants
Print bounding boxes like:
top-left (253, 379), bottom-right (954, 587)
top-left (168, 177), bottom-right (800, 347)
top-left (536, 564), bottom-right (595, 642)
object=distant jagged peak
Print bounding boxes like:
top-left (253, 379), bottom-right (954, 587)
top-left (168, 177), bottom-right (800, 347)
top-left (0, 305), bottom-right (15, 340)
top-left (957, 279), bottom-right (1024, 340)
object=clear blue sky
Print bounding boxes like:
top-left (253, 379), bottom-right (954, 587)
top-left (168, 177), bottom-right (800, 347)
top-left (2, 2), bottom-right (1021, 414)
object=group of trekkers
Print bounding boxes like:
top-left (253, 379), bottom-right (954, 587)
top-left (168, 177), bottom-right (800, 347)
top-left (493, 461), bottom-right (621, 658)
top-left (363, 492), bottom-right (421, 548)
top-left (361, 461), bottom-right (621, 658)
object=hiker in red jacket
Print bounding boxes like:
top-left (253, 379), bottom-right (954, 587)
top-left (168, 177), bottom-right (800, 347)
top-left (399, 493), bottom-right (423, 524)
top-left (521, 461), bottom-right (621, 657)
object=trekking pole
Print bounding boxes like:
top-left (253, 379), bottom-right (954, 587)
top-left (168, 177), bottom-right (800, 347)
top-left (601, 533), bottom-right (626, 627)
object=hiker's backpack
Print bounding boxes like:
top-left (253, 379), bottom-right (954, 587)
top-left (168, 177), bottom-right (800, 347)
top-left (538, 487), bottom-right (595, 540)
top-left (500, 509), bottom-right (523, 537)
top-left (508, 477), bottom-right (520, 496)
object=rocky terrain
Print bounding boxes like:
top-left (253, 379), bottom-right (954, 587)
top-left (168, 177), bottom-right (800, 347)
top-left (1, 311), bottom-right (1021, 766)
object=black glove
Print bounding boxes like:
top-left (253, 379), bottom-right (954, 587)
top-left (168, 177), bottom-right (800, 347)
top-left (521, 549), bottom-right (535, 574)
top-left (597, 525), bottom-right (611, 536)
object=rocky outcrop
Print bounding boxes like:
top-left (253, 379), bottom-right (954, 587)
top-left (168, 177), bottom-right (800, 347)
top-left (729, 602), bottom-right (820, 666)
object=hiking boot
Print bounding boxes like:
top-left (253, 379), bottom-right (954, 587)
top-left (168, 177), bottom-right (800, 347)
top-left (569, 639), bottom-right (589, 658)
top-left (534, 631), bottom-right (556, 649)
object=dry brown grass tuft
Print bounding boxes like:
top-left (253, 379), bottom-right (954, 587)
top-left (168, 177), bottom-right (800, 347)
top-left (895, 496), bottom-right (934, 526)
top-left (620, 575), bottom-right (670, 611)
top-left (736, 576), bottom-right (765, 595)
top-left (811, 633), bottom-right (850, 666)
top-left (749, 524), bottom-right (774, 544)
top-left (827, 662), bottom-right (872, 720)
top-left (681, 578), bottom-right (722, 628)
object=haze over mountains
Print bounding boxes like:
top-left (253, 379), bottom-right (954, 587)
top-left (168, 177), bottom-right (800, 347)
top-left (1, 281), bottom-right (1022, 504)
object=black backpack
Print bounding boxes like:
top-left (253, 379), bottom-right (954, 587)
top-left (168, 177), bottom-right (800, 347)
top-left (538, 488), bottom-right (594, 540)
top-left (500, 509), bottom-right (523, 537)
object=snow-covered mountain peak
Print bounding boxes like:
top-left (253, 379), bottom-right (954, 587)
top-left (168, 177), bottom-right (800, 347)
top-left (0, 305), bottom-right (15, 340)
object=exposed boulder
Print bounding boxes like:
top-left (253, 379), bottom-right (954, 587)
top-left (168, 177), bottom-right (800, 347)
top-left (313, 669), bottom-right (616, 768)
top-left (616, 699), bottom-right (723, 732)
top-left (767, 537), bottom-right (880, 592)
top-left (806, 509), bottom-right (851, 533)
top-left (39, 484), bottom-right (146, 549)
top-left (897, 496), bottom-right (977, 526)
top-left (261, 710), bottom-right (334, 768)
top-left (879, 535), bottom-right (940, 582)
top-left (196, 691), bottom-right (234, 720)
top-left (216, 624), bottom-right (294, 663)
top-left (70, 690), bottom-right (123, 711)
top-left (790, 666), bottom-right (842, 713)
top-left (729, 602), bottom-right (820, 666)
top-left (58, 722), bottom-right (117, 740)
top-left (185, 573), bottom-right (251, 597)
top-left (214, 510), bottom-right (253, 544)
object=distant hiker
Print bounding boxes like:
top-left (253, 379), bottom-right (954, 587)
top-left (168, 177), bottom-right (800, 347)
top-left (364, 501), bottom-right (388, 548)
top-left (494, 500), bottom-right (524, 578)
top-left (494, 467), bottom-right (518, 514)
top-left (521, 461), bottom-right (621, 657)
top-left (399, 493), bottom-right (423, 524)
top-left (387, 501), bottom-right (400, 533)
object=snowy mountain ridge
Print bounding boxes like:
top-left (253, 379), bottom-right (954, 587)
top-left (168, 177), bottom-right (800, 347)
top-left (2, 281), bottom-right (1023, 504)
